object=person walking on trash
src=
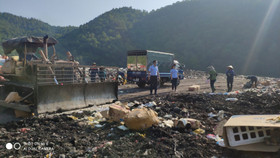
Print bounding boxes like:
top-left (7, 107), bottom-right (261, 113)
top-left (148, 60), bottom-right (160, 95)
top-left (170, 64), bottom-right (179, 92)
top-left (226, 65), bottom-right (235, 92)
top-left (207, 66), bottom-right (217, 93)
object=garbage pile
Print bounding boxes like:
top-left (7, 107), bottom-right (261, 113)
top-left (1, 91), bottom-right (280, 157)
top-left (185, 69), bottom-right (207, 79)
top-left (243, 78), bottom-right (280, 96)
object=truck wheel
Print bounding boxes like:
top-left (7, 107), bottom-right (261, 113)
top-left (137, 81), bottom-right (146, 88)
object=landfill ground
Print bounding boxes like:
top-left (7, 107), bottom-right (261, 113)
top-left (1, 73), bottom-right (280, 157)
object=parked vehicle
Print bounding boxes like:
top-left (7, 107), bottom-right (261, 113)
top-left (127, 50), bottom-right (184, 88)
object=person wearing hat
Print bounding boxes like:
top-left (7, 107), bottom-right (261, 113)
top-left (148, 60), bottom-right (160, 95)
top-left (226, 65), bottom-right (235, 92)
top-left (89, 62), bottom-right (98, 82)
top-left (207, 66), bottom-right (218, 93)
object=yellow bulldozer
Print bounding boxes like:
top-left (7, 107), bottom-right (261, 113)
top-left (0, 36), bottom-right (118, 123)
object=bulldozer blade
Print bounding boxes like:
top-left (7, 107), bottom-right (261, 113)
top-left (36, 84), bottom-right (86, 113)
top-left (36, 82), bottom-right (118, 113)
top-left (0, 107), bottom-right (21, 124)
top-left (85, 82), bottom-right (118, 106)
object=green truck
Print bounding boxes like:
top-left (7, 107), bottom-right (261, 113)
top-left (127, 50), bottom-right (184, 88)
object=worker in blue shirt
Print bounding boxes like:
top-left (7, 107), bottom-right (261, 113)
top-left (98, 66), bottom-right (106, 82)
top-left (148, 60), bottom-right (160, 95)
top-left (246, 75), bottom-right (258, 88)
top-left (226, 65), bottom-right (235, 92)
top-left (170, 64), bottom-right (179, 91)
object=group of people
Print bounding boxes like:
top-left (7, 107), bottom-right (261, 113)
top-left (148, 60), bottom-right (179, 95)
top-left (207, 65), bottom-right (235, 93)
top-left (90, 59), bottom-right (256, 94)
top-left (89, 62), bottom-right (106, 82)
top-left (148, 59), bottom-right (242, 95)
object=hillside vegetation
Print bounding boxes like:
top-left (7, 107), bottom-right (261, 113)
top-left (1, 0), bottom-right (280, 77)
top-left (0, 12), bottom-right (76, 54)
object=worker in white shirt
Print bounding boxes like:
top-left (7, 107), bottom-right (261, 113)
top-left (148, 60), bottom-right (160, 95)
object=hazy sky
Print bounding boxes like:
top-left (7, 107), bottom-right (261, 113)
top-left (0, 0), bottom-right (181, 27)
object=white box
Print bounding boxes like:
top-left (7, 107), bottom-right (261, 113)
top-left (223, 115), bottom-right (280, 152)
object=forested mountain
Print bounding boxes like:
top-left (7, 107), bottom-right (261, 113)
top-left (1, 0), bottom-right (280, 77)
top-left (128, 0), bottom-right (280, 76)
top-left (57, 7), bottom-right (147, 65)
top-left (0, 12), bottom-right (76, 54)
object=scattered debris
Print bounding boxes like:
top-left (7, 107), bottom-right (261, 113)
top-left (14, 110), bottom-right (32, 118)
top-left (261, 80), bottom-right (271, 86)
top-left (217, 110), bottom-right (225, 121)
top-left (177, 118), bottom-right (204, 129)
top-left (188, 85), bottom-right (200, 91)
top-left (266, 116), bottom-right (280, 123)
top-left (144, 101), bottom-right (157, 107)
top-left (19, 128), bottom-right (31, 133)
top-left (117, 125), bottom-right (128, 131)
top-left (94, 124), bottom-right (105, 128)
top-left (163, 120), bottom-right (174, 128)
top-left (109, 104), bottom-right (130, 122)
top-left (68, 115), bottom-right (78, 120)
top-left (214, 119), bottom-right (227, 136)
top-left (208, 112), bottom-right (216, 118)
top-left (124, 107), bottom-right (160, 130)
top-left (193, 128), bottom-right (205, 134)
top-left (225, 98), bottom-right (238, 102)
top-left (100, 110), bottom-right (110, 119)
top-left (5, 92), bottom-right (21, 103)
top-left (2, 91), bottom-right (280, 157)
top-left (163, 114), bottom-right (173, 119)
top-left (216, 139), bottom-right (225, 147)
top-left (137, 133), bottom-right (146, 138)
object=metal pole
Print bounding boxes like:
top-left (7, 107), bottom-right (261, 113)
top-left (51, 45), bottom-right (56, 61)
top-left (136, 56), bottom-right (138, 70)
top-left (43, 36), bottom-right (48, 59)
top-left (24, 44), bottom-right (27, 67)
top-left (83, 67), bottom-right (86, 83)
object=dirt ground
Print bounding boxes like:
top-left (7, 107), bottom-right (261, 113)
top-left (1, 74), bottom-right (280, 157)
top-left (119, 74), bottom-right (247, 100)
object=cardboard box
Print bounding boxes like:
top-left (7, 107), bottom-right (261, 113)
top-left (109, 104), bottom-right (130, 122)
top-left (277, 80), bottom-right (280, 87)
top-left (223, 115), bottom-right (280, 152)
top-left (261, 80), bottom-right (271, 86)
top-left (5, 92), bottom-right (21, 103)
top-left (124, 107), bottom-right (160, 130)
top-left (14, 110), bottom-right (32, 118)
top-left (2, 60), bottom-right (16, 74)
top-left (177, 118), bottom-right (203, 129)
top-left (100, 110), bottom-right (109, 119)
top-left (188, 85), bottom-right (200, 91)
